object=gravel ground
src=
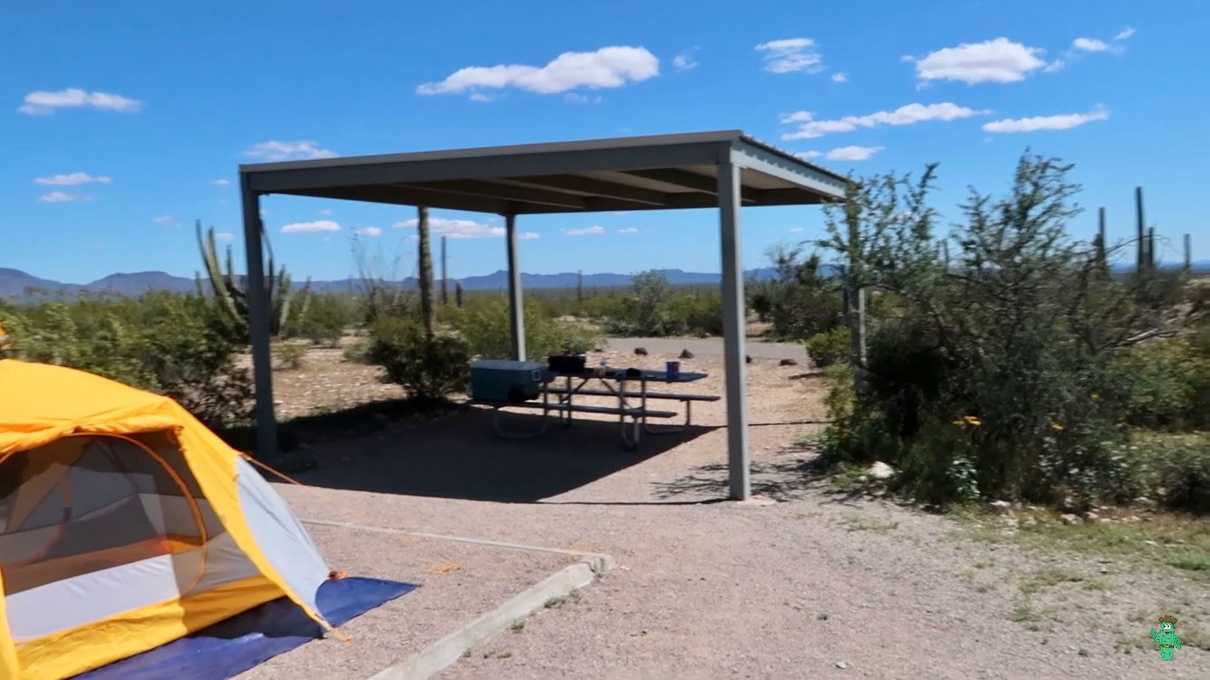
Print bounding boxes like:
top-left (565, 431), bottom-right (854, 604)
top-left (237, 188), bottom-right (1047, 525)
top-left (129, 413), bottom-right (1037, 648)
top-left (261, 344), bottom-right (1207, 678)
top-left (236, 523), bottom-right (577, 680)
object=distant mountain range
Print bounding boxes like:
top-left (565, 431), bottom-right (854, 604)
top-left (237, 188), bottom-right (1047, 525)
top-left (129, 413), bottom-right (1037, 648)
top-left (0, 267), bottom-right (783, 302)
top-left (6, 261), bottom-right (1207, 303)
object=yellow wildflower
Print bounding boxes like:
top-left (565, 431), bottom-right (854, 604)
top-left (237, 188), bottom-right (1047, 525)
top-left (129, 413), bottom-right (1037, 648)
top-left (964, 416), bottom-right (983, 427)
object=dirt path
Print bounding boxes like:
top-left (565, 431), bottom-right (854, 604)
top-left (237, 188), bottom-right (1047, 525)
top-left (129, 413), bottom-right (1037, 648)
top-left (266, 345), bottom-right (1207, 678)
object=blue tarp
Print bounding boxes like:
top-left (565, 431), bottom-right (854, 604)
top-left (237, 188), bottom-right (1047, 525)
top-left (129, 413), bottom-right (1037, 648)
top-left (76, 577), bottom-right (417, 680)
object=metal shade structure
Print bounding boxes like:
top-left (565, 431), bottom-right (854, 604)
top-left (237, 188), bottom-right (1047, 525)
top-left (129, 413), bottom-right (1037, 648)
top-left (239, 130), bottom-right (847, 500)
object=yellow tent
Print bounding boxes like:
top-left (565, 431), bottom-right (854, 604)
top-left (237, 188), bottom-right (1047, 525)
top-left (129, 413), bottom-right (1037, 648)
top-left (0, 359), bottom-right (332, 679)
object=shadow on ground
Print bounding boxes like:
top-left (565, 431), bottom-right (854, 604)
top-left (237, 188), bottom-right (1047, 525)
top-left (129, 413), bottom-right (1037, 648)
top-left (228, 400), bottom-right (714, 503)
top-left (653, 439), bottom-right (838, 501)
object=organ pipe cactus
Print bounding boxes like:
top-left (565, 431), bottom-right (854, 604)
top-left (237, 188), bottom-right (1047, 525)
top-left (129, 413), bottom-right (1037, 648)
top-left (195, 220), bottom-right (310, 337)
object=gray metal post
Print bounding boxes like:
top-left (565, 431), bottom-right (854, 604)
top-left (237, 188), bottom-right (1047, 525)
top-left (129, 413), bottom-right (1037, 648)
top-left (1135, 187), bottom-right (1146, 273)
top-left (717, 155), bottom-right (750, 500)
top-left (505, 213), bottom-right (526, 360)
top-left (441, 236), bottom-right (449, 305)
top-left (239, 177), bottom-right (277, 460)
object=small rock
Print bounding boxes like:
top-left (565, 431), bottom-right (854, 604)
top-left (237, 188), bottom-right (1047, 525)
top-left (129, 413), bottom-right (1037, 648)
top-left (1001, 517), bottom-right (1020, 529)
top-left (634, 347), bottom-right (648, 356)
top-left (1060, 513), bottom-right (1081, 526)
top-left (1125, 515), bottom-right (1141, 523)
top-left (745, 354), bottom-right (753, 364)
top-left (779, 357), bottom-right (798, 366)
top-left (1134, 496), bottom-right (1156, 509)
top-left (1143, 540), bottom-right (1158, 547)
top-left (816, 612), bottom-right (829, 621)
top-left (1078, 648), bottom-right (1089, 657)
top-left (1098, 518), bottom-right (1113, 524)
top-left (679, 349), bottom-right (694, 359)
top-left (835, 661), bottom-right (848, 670)
top-left (988, 500), bottom-right (1013, 514)
top-left (1058, 495), bottom-right (1079, 512)
top-left (1082, 511), bottom-right (1099, 521)
top-left (866, 461), bottom-right (896, 480)
top-left (1022, 517), bottom-right (1038, 528)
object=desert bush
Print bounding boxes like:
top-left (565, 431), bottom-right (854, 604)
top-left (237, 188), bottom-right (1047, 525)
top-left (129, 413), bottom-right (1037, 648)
top-left (274, 342), bottom-right (307, 370)
top-left (806, 327), bottom-right (850, 368)
top-left (448, 297), bottom-right (600, 360)
top-left (289, 293), bottom-right (357, 346)
top-left (750, 248), bottom-right (843, 340)
top-left (367, 316), bottom-right (469, 401)
top-left (342, 337), bottom-right (372, 364)
top-left (0, 293), bottom-right (253, 427)
top-left (817, 154), bottom-right (1170, 507)
top-left (1112, 339), bottom-right (1210, 429)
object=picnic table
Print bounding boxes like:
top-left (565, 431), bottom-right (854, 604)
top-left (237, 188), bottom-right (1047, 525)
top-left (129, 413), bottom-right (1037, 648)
top-left (475, 367), bottom-right (718, 449)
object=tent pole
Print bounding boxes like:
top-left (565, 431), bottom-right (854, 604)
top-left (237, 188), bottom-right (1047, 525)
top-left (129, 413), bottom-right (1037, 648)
top-left (718, 153), bottom-right (750, 500)
top-left (240, 177), bottom-right (278, 460)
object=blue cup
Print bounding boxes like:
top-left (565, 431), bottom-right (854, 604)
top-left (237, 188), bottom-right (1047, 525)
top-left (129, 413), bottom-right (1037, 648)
top-left (666, 361), bottom-right (680, 380)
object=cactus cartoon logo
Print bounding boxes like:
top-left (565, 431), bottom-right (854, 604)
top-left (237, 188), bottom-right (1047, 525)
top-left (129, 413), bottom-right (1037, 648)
top-left (1150, 614), bottom-right (1183, 662)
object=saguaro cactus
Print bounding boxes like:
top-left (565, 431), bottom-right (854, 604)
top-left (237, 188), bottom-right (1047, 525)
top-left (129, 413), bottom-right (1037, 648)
top-left (416, 207), bottom-right (435, 339)
top-left (195, 220), bottom-right (310, 336)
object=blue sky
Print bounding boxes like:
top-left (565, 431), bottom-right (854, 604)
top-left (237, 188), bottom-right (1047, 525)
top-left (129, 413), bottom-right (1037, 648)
top-left (3, 1), bottom-right (1207, 283)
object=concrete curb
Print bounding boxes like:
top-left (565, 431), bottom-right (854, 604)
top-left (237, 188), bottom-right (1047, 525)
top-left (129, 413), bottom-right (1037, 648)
top-left (368, 559), bottom-right (605, 680)
top-left (300, 519), bottom-right (614, 679)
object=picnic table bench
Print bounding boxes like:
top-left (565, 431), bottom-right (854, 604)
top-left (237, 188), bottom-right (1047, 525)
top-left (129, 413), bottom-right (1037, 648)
top-left (471, 367), bottom-right (716, 449)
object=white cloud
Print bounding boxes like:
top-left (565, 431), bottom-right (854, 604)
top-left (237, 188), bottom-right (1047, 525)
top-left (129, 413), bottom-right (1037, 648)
top-left (34, 172), bottom-right (111, 186)
top-left (1073, 37), bottom-right (1110, 52)
top-left (1114, 26), bottom-right (1136, 41)
top-left (244, 140), bottom-right (336, 162)
top-left (672, 47), bottom-right (700, 71)
top-left (755, 37), bottom-right (823, 74)
top-left (214, 232), bottom-right (236, 242)
top-left (417, 46), bottom-right (659, 97)
top-left (795, 150), bottom-right (823, 160)
top-left (319, 208), bottom-right (333, 216)
top-left (982, 107), bottom-right (1110, 133)
top-left (899, 54), bottom-right (916, 63)
top-left (38, 191), bottom-right (84, 203)
top-left (354, 226), bottom-right (383, 237)
top-left (18, 88), bottom-right (142, 115)
top-left (788, 227), bottom-right (804, 233)
top-left (825, 145), bottom-right (884, 161)
top-left (394, 216), bottom-right (539, 240)
top-left (913, 38), bottom-right (1046, 84)
top-left (152, 215), bottom-right (177, 226)
top-left (617, 227), bottom-right (640, 234)
top-left (780, 102), bottom-right (987, 140)
top-left (831, 72), bottom-right (848, 83)
top-left (563, 225), bottom-right (607, 237)
top-left (281, 220), bottom-right (341, 234)
top-left (1043, 59), bottom-right (1066, 73)
top-left (211, 178), bottom-right (231, 186)
top-left (469, 93), bottom-right (494, 102)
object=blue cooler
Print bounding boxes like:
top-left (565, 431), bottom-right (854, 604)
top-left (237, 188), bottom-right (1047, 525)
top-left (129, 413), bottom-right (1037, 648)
top-left (470, 360), bottom-right (547, 403)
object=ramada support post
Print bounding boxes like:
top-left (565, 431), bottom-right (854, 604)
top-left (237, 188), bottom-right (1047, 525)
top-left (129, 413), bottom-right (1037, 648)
top-left (505, 212), bottom-right (526, 361)
top-left (717, 153), bottom-right (751, 500)
top-left (240, 177), bottom-right (278, 461)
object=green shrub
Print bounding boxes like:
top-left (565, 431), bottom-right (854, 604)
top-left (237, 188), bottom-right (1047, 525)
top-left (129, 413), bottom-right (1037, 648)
top-left (751, 248), bottom-right (843, 340)
top-left (1113, 339), bottom-right (1210, 430)
top-left (367, 317), bottom-right (469, 401)
top-left (806, 327), bottom-right (850, 368)
top-left (0, 294), bottom-right (253, 427)
top-left (341, 337), bottom-right (372, 364)
top-left (274, 342), bottom-right (307, 370)
top-left (289, 294), bottom-right (355, 346)
top-left (448, 297), bottom-right (600, 360)
top-left (1114, 434), bottom-right (1210, 514)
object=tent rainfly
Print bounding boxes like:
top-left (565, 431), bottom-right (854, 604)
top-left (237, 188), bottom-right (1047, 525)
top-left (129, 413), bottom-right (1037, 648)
top-left (0, 359), bottom-right (333, 679)
top-left (238, 130), bottom-right (848, 499)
